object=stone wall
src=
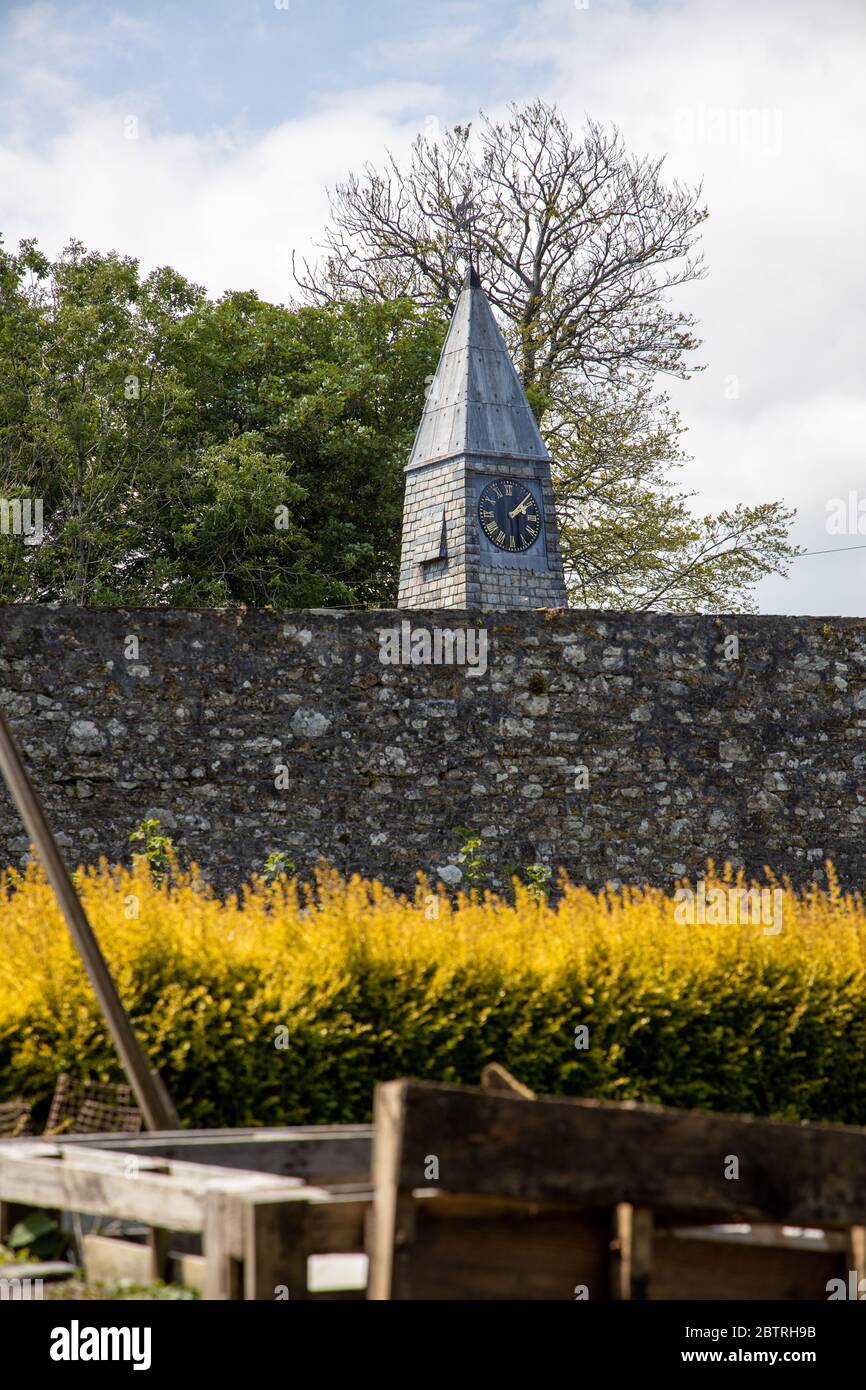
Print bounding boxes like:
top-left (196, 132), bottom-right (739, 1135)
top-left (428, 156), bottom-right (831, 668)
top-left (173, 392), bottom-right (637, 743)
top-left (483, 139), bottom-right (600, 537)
top-left (1, 604), bottom-right (865, 894)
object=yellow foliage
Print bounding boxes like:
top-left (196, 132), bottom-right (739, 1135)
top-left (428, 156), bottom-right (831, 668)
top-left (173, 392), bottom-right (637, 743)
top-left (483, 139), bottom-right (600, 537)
top-left (1, 858), bottom-right (865, 1127)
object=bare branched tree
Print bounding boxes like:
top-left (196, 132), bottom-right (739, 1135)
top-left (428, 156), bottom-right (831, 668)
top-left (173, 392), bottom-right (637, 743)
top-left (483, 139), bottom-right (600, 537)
top-left (295, 101), bottom-right (707, 403)
top-left (296, 101), bottom-right (799, 611)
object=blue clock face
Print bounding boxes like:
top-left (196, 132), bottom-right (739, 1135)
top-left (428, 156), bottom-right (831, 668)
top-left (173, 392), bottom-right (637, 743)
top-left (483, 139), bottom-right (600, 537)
top-left (478, 478), bottom-right (541, 553)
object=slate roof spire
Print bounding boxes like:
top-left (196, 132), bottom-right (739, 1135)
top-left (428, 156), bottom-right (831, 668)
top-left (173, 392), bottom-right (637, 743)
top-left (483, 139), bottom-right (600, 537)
top-left (406, 269), bottom-right (550, 471)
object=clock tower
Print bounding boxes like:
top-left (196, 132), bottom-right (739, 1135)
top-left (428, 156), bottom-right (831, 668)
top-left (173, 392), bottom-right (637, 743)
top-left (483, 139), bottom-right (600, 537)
top-left (397, 266), bottom-right (568, 611)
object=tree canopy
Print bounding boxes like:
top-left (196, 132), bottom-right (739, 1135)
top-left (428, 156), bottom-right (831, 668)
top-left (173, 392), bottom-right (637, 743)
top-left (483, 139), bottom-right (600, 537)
top-left (0, 238), bottom-right (444, 606)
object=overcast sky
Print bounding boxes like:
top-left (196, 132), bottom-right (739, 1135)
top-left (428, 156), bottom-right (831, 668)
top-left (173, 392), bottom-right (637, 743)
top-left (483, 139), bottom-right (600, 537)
top-left (1, 0), bottom-right (864, 614)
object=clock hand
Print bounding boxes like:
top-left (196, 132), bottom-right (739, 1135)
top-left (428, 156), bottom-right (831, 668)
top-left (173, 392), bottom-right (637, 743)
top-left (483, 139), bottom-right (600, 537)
top-left (508, 496), bottom-right (532, 519)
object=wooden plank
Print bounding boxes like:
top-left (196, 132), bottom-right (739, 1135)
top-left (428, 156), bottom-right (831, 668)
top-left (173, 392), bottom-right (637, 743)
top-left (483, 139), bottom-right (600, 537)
top-left (0, 1159), bottom-right (204, 1232)
top-left (304, 1192), bottom-right (370, 1252)
top-left (0, 1260), bottom-right (74, 1282)
top-left (203, 1191), bottom-right (243, 1300)
top-left (83, 1234), bottom-right (206, 1293)
top-left (173, 1252), bottom-right (205, 1294)
top-left (480, 1063), bottom-right (535, 1099)
top-left (1, 1142), bottom-right (172, 1177)
top-left (148, 1227), bottom-right (171, 1282)
top-left (368, 1078), bottom-right (409, 1300)
top-left (667, 1222), bottom-right (848, 1253)
top-left (50, 1126), bottom-right (374, 1185)
top-left (652, 1230), bottom-right (845, 1300)
top-left (408, 1194), bottom-right (609, 1300)
top-left (631, 1207), bottom-right (654, 1299)
top-left (0, 1140), bottom-right (311, 1186)
top-left (846, 1224), bottom-right (866, 1290)
top-left (308, 1287), bottom-right (365, 1301)
top-left (380, 1079), bottom-right (866, 1227)
top-left (82, 1233), bottom-right (151, 1285)
top-left (610, 1204), bottom-right (653, 1300)
top-left (242, 1194), bottom-right (309, 1301)
top-left (386, 1195), bottom-right (416, 1300)
top-left (203, 1184), bottom-right (341, 1301)
top-left (0, 1143), bottom-right (308, 1233)
top-left (37, 1145), bottom-right (306, 1192)
top-left (609, 1204), bottom-right (627, 1299)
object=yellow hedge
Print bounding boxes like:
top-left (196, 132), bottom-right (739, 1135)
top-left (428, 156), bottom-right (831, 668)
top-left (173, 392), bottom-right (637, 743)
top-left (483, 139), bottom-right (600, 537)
top-left (2, 859), bottom-right (866, 1127)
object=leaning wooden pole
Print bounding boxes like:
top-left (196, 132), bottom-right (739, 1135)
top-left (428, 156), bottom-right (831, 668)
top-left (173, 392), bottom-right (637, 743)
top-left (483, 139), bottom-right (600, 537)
top-left (0, 708), bottom-right (179, 1131)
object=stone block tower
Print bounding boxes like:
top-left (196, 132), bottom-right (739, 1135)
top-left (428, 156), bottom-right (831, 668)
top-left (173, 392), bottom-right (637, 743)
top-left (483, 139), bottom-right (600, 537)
top-left (397, 267), bottom-right (568, 610)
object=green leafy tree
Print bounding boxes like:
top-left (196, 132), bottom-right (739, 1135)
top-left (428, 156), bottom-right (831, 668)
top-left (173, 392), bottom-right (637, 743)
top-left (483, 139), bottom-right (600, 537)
top-left (0, 239), bottom-right (203, 603)
top-left (0, 239), bottom-right (444, 607)
top-left (171, 288), bottom-right (446, 604)
top-left (554, 377), bottom-right (797, 610)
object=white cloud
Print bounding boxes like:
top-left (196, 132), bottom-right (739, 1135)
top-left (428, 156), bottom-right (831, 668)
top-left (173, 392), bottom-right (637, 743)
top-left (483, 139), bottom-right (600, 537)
top-left (0, 81), bottom-right (443, 302)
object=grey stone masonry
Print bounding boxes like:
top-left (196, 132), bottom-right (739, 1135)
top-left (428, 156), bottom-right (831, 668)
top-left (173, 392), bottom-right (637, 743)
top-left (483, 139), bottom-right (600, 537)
top-left (1, 605), bottom-right (866, 897)
top-left (398, 268), bottom-right (568, 610)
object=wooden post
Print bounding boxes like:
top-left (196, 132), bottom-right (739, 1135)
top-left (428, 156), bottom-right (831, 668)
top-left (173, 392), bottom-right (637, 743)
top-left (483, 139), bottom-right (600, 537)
top-left (203, 1192), bottom-right (243, 1300)
top-left (0, 708), bottom-right (178, 1131)
top-left (368, 1080), bottom-right (417, 1300)
top-left (610, 1203), bottom-right (654, 1300)
top-left (846, 1225), bottom-right (866, 1292)
top-left (242, 1194), bottom-right (309, 1301)
top-left (147, 1227), bottom-right (172, 1283)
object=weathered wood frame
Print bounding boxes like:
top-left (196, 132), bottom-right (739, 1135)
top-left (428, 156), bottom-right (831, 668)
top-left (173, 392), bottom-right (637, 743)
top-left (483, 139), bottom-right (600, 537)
top-left (368, 1080), bottom-right (866, 1300)
top-left (0, 1140), bottom-right (370, 1299)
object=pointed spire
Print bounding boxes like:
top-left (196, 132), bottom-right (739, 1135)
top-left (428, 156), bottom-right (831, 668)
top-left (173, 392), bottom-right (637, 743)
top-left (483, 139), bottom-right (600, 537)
top-left (407, 272), bottom-right (549, 470)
